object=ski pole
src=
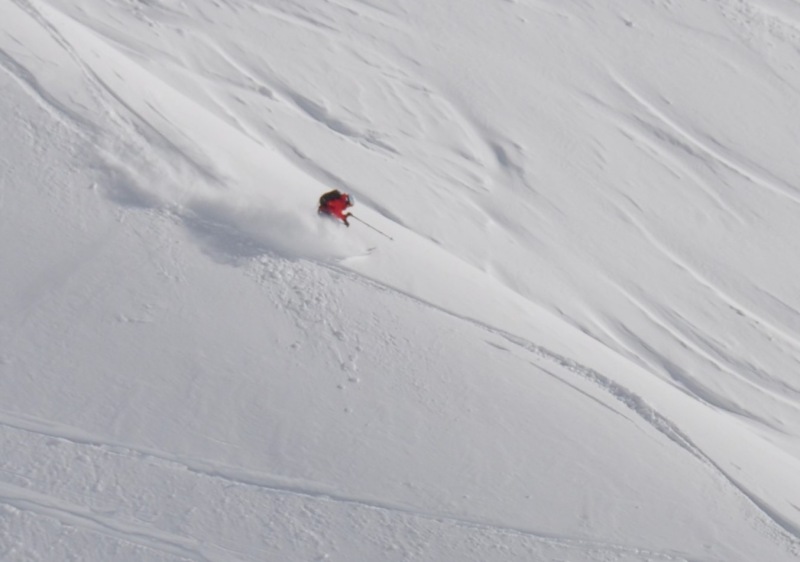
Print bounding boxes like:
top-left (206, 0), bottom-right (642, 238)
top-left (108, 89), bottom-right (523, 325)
top-left (349, 215), bottom-right (394, 241)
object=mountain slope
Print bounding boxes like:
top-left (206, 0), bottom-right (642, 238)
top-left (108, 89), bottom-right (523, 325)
top-left (2, 0), bottom-right (800, 560)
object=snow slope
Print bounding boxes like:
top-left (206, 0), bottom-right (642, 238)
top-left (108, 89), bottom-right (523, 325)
top-left (2, 0), bottom-right (800, 560)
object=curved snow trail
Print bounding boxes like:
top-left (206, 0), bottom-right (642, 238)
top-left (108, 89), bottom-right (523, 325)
top-left (4, 0), bottom-right (800, 560)
top-left (0, 411), bottom-right (695, 562)
top-left (492, 329), bottom-right (800, 545)
top-left (0, 483), bottom-right (223, 562)
top-left (321, 260), bottom-right (800, 554)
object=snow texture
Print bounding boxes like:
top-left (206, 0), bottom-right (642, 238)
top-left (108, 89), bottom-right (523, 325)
top-left (2, 0), bottom-right (800, 560)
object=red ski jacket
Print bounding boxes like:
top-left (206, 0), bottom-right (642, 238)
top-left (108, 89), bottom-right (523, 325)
top-left (319, 193), bottom-right (353, 224)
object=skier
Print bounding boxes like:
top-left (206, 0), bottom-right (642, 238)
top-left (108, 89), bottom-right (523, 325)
top-left (318, 190), bottom-right (354, 226)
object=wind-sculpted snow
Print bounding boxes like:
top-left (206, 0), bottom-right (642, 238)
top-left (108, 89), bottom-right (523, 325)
top-left (2, 0), bottom-right (800, 560)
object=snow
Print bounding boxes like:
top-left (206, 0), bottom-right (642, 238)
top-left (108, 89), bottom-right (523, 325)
top-left (2, 0), bottom-right (800, 560)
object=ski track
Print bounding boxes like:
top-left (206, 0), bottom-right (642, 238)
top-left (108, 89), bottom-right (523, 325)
top-left (318, 261), bottom-right (800, 554)
top-left (4, 0), bottom-right (800, 559)
top-left (2, 208), bottom-right (780, 559)
top-left (0, 482), bottom-right (220, 562)
top-left (491, 328), bottom-right (800, 550)
top-left (0, 410), bottom-right (695, 561)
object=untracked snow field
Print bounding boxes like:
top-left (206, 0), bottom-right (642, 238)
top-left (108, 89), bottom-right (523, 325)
top-left (2, 0), bottom-right (800, 560)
